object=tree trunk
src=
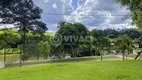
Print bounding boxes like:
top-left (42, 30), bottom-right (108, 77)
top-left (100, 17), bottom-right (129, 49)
top-left (126, 54), bottom-right (127, 60)
top-left (71, 46), bottom-right (74, 58)
top-left (23, 29), bottom-right (26, 62)
top-left (95, 47), bottom-right (98, 56)
top-left (63, 51), bottom-right (65, 59)
top-left (4, 48), bottom-right (6, 62)
top-left (75, 49), bottom-right (77, 57)
top-left (37, 52), bottom-right (39, 60)
top-left (45, 53), bottom-right (48, 60)
top-left (90, 49), bottom-right (93, 56)
top-left (101, 50), bottom-right (103, 61)
top-left (22, 24), bottom-right (28, 62)
top-left (50, 52), bottom-right (52, 64)
top-left (76, 49), bottom-right (79, 62)
top-left (122, 51), bottom-right (125, 60)
top-left (20, 52), bottom-right (22, 67)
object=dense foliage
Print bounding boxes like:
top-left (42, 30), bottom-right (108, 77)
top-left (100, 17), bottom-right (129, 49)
top-left (1, 22), bottom-right (142, 61)
top-left (1, 0), bottom-right (142, 61)
top-left (115, 0), bottom-right (142, 30)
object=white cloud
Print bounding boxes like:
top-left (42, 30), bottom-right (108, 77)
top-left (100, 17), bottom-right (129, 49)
top-left (0, 18), bottom-right (2, 22)
top-left (44, 0), bottom-right (49, 3)
top-left (46, 22), bottom-right (57, 32)
top-left (47, 30), bottom-right (56, 33)
top-left (0, 24), bottom-right (15, 28)
top-left (64, 0), bottom-right (136, 30)
top-left (52, 4), bottom-right (57, 8)
top-left (33, 0), bottom-right (136, 32)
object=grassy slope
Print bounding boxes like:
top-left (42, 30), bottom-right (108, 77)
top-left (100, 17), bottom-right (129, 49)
top-left (0, 60), bottom-right (142, 80)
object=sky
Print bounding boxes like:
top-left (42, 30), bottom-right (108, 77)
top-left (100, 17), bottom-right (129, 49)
top-left (0, 0), bottom-right (136, 32)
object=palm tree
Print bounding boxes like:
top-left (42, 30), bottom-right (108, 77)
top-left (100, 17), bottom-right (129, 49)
top-left (90, 29), bottom-right (111, 61)
top-left (96, 37), bottom-right (111, 61)
top-left (116, 35), bottom-right (133, 60)
top-left (125, 46), bottom-right (134, 60)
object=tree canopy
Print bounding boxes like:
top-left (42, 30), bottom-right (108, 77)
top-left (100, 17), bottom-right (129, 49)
top-left (0, 29), bottom-right (21, 49)
top-left (115, 0), bottom-right (142, 30)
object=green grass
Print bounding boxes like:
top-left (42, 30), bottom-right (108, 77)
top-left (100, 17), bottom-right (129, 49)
top-left (5, 56), bottom-right (119, 67)
top-left (0, 60), bottom-right (142, 80)
top-left (127, 54), bottom-right (137, 58)
top-left (51, 56), bottom-right (118, 62)
top-left (5, 61), bottom-right (48, 67)
top-left (128, 54), bottom-right (142, 59)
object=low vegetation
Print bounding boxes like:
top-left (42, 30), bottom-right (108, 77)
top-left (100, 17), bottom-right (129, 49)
top-left (1, 60), bottom-right (142, 80)
top-left (5, 56), bottom-right (118, 67)
top-left (1, 0), bottom-right (142, 80)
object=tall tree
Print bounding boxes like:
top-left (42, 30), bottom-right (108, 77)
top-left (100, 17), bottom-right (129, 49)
top-left (56, 22), bottom-right (88, 57)
top-left (36, 41), bottom-right (50, 60)
top-left (115, 0), bottom-right (142, 29)
top-left (0, 29), bottom-right (21, 49)
top-left (91, 29), bottom-right (110, 61)
top-left (0, 29), bottom-right (21, 62)
top-left (116, 35), bottom-right (133, 60)
top-left (0, 0), bottom-right (47, 66)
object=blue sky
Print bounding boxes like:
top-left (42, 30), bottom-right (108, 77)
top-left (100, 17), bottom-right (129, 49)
top-left (0, 0), bottom-right (136, 32)
top-left (72, 0), bottom-right (78, 9)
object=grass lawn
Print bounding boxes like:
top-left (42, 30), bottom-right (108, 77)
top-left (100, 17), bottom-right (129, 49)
top-left (128, 54), bottom-right (142, 59)
top-left (127, 54), bottom-right (137, 58)
top-left (0, 60), bottom-right (142, 80)
top-left (5, 56), bottom-right (119, 67)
